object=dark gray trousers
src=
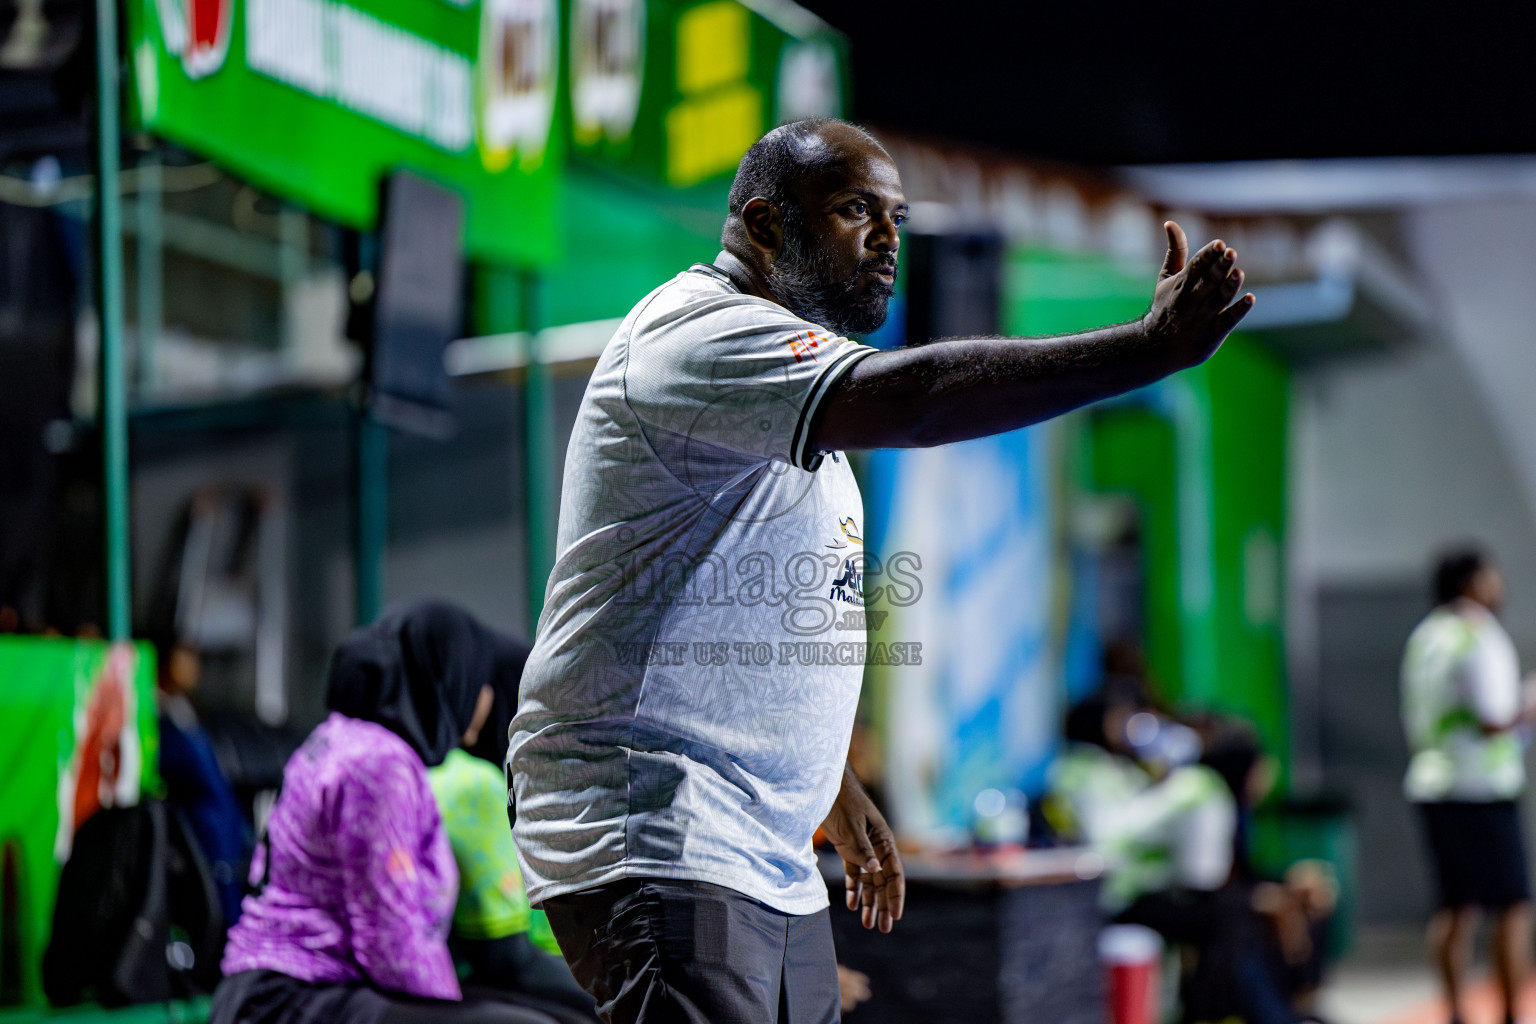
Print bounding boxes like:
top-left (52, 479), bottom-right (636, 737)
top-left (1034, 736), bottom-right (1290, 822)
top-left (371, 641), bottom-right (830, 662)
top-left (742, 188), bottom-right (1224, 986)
top-left (543, 879), bottom-right (840, 1024)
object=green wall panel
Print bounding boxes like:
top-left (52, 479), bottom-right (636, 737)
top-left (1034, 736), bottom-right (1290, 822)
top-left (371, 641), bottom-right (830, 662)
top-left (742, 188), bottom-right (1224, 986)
top-left (1085, 337), bottom-right (1290, 777)
top-left (536, 169), bottom-right (728, 327)
top-left (1088, 407), bottom-right (1185, 707)
top-left (1201, 334), bottom-right (1290, 775)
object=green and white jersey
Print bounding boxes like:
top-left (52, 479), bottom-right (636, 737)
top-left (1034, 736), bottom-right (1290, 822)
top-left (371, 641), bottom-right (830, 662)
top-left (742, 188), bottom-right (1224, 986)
top-left (1050, 744), bottom-right (1235, 911)
top-left (428, 749), bottom-right (560, 954)
top-left (1401, 603), bottom-right (1525, 803)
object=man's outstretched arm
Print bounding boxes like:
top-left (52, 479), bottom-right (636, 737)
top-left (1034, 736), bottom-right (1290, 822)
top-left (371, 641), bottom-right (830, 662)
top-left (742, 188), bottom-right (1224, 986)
top-left (808, 222), bottom-right (1254, 452)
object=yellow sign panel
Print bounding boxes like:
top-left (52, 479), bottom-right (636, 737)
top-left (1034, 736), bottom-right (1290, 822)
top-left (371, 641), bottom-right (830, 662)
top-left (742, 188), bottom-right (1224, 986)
top-left (665, 0), bottom-right (757, 186)
top-left (665, 81), bottom-right (761, 186)
top-left (674, 1), bottom-right (747, 95)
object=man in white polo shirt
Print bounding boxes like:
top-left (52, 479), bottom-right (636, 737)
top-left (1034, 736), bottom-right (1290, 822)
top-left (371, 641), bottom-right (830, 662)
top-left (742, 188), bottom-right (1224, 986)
top-left (510, 118), bottom-right (1254, 1023)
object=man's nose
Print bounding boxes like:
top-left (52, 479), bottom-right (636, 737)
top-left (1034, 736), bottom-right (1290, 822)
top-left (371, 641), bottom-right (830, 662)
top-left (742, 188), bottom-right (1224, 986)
top-left (868, 216), bottom-right (900, 254)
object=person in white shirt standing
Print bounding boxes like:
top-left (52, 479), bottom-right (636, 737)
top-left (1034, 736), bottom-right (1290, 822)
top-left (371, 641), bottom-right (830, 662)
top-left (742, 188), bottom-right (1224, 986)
top-left (509, 118), bottom-right (1254, 1024)
top-left (1403, 548), bottom-right (1535, 1024)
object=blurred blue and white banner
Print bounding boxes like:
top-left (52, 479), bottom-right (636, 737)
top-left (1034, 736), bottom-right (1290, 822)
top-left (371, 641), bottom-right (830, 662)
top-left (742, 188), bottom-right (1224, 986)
top-left (866, 423), bottom-right (1060, 841)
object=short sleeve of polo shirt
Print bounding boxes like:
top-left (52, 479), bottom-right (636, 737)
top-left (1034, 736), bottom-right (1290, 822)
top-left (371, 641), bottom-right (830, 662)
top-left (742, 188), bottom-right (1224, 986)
top-left (1463, 617), bottom-right (1521, 728)
top-left (623, 266), bottom-right (877, 472)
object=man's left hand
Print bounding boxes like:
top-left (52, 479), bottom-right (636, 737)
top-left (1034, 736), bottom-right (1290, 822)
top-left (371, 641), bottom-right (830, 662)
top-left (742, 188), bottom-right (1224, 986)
top-left (820, 764), bottom-right (904, 933)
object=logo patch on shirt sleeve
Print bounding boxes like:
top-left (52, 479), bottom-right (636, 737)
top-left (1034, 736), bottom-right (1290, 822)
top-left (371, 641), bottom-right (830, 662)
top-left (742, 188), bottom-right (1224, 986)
top-left (787, 330), bottom-right (832, 364)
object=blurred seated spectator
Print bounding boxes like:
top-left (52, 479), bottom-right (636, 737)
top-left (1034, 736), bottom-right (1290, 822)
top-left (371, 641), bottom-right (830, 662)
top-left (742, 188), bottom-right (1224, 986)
top-left (1194, 722), bottom-right (1268, 880)
top-left (1252, 861), bottom-right (1338, 1020)
top-left (1049, 693), bottom-right (1327, 1024)
top-left (1190, 715), bottom-right (1337, 1019)
top-left (1051, 694), bottom-right (1235, 912)
top-left (836, 965), bottom-right (871, 1014)
top-left (153, 630), bottom-right (252, 928)
top-left (426, 627), bottom-right (598, 1024)
top-left (212, 600), bottom-right (559, 1024)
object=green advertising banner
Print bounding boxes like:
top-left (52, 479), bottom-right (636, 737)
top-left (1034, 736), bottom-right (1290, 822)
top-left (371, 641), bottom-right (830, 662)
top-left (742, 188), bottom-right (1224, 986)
top-left (567, 0), bottom-right (848, 187)
top-left (0, 637), bottom-right (159, 1007)
top-left (126, 0), bottom-right (847, 266)
top-left (127, 0), bottom-right (563, 265)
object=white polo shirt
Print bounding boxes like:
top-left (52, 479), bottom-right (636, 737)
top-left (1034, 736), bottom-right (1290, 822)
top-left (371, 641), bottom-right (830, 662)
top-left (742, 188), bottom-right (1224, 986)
top-left (1402, 602), bottom-right (1526, 802)
top-left (510, 263), bottom-right (879, 914)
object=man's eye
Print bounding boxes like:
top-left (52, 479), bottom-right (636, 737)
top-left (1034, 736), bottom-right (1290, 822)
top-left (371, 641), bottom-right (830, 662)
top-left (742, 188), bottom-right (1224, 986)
top-left (849, 201), bottom-right (868, 216)
top-left (893, 213), bottom-right (906, 227)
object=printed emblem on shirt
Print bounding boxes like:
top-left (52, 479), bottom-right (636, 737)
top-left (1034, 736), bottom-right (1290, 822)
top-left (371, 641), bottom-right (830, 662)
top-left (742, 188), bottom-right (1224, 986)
top-left (788, 330), bottom-right (831, 364)
top-left (825, 516), bottom-right (863, 549)
top-left (827, 517), bottom-right (865, 606)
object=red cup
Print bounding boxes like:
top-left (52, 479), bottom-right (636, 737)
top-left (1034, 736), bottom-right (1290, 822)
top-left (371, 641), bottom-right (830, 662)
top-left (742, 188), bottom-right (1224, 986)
top-left (1099, 924), bottom-right (1162, 1024)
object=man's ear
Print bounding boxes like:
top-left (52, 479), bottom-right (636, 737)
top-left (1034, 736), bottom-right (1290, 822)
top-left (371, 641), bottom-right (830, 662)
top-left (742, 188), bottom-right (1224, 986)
top-left (740, 197), bottom-right (783, 256)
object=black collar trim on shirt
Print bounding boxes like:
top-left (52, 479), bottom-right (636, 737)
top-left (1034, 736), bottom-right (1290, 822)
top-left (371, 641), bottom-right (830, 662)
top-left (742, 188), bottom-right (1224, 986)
top-left (691, 263), bottom-right (735, 288)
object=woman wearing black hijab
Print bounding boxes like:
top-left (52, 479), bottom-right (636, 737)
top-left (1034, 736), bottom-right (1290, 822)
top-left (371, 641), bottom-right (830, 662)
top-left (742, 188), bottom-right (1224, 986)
top-left (213, 599), bottom-right (557, 1024)
top-left (459, 625), bottom-right (531, 772)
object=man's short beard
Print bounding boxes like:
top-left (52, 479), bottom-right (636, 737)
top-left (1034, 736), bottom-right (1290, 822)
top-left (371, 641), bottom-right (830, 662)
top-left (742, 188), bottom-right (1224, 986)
top-left (767, 210), bottom-right (893, 337)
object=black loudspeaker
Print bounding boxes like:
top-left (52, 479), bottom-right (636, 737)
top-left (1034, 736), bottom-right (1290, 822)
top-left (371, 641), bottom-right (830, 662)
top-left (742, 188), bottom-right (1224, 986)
top-left (902, 231), bottom-right (1004, 345)
top-left (366, 171), bottom-right (465, 437)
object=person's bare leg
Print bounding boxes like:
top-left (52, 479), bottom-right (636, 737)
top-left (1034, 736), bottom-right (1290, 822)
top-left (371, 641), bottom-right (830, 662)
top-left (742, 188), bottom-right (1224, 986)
top-left (1431, 907), bottom-right (1480, 1023)
top-left (1492, 902), bottom-right (1531, 1022)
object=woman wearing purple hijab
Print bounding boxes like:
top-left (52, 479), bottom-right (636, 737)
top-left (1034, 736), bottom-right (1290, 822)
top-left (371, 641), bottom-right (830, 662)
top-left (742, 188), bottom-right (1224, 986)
top-left (212, 600), bottom-right (554, 1024)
